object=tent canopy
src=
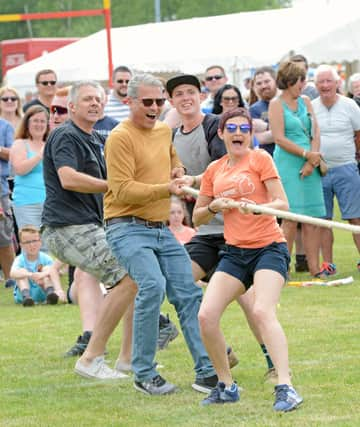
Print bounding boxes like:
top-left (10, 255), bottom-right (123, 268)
top-left (5, 2), bottom-right (360, 93)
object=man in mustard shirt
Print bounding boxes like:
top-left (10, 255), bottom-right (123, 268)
top-left (104, 73), bottom-right (217, 396)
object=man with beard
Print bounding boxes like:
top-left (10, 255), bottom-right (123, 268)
top-left (104, 65), bottom-right (132, 123)
top-left (249, 66), bottom-right (278, 156)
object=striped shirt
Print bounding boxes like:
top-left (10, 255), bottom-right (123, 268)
top-left (104, 92), bottom-right (130, 123)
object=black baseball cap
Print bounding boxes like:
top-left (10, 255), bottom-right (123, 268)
top-left (166, 74), bottom-right (201, 97)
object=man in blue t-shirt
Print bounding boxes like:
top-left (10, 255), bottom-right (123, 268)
top-left (10, 225), bottom-right (66, 306)
top-left (249, 66), bottom-right (278, 156)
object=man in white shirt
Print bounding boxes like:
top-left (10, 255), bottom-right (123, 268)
top-left (104, 65), bottom-right (132, 123)
top-left (312, 64), bottom-right (360, 273)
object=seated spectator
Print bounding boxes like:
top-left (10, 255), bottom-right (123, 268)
top-left (168, 197), bottom-right (196, 245)
top-left (10, 225), bottom-right (66, 306)
top-left (213, 84), bottom-right (245, 115)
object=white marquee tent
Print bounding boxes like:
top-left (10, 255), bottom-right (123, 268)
top-left (5, 1), bottom-right (360, 94)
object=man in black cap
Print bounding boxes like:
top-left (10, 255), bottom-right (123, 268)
top-left (166, 74), bottom-right (278, 383)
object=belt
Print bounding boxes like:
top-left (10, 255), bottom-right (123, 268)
top-left (105, 216), bottom-right (167, 229)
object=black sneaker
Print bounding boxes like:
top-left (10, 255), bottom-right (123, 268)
top-left (192, 374), bottom-right (218, 394)
top-left (22, 296), bottom-right (35, 307)
top-left (64, 331), bottom-right (92, 357)
top-left (295, 255), bottom-right (309, 272)
top-left (157, 313), bottom-right (179, 350)
top-left (134, 374), bottom-right (177, 395)
top-left (46, 287), bottom-right (59, 305)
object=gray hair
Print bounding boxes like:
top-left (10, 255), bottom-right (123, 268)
top-left (314, 64), bottom-right (340, 83)
top-left (68, 80), bottom-right (103, 104)
top-left (127, 73), bottom-right (163, 98)
top-left (348, 72), bottom-right (360, 94)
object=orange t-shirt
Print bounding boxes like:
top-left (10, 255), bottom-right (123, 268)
top-left (169, 226), bottom-right (196, 245)
top-left (200, 149), bottom-right (286, 248)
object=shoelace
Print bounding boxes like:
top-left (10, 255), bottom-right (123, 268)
top-left (152, 375), bottom-right (166, 387)
top-left (274, 386), bottom-right (289, 402)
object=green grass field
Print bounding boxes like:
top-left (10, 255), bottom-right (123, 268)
top-left (1, 223), bottom-right (359, 427)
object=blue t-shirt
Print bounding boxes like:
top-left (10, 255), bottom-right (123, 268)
top-left (13, 142), bottom-right (45, 206)
top-left (0, 119), bottom-right (14, 196)
top-left (94, 115), bottom-right (119, 140)
top-left (249, 100), bottom-right (275, 156)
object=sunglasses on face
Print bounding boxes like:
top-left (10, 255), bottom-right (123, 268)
top-left (21, 239), bottom-right (41, 245)
top-left (138, 98), bottom-right (165, 107)
top-left (1, 96), bottom-right (18, 102)
top-left (222, 96), bottom-right (239, 102)
top-left (38, 81), bottom-right (57, 86)
top-left (205, 75), bottom-right (224, 82)
top-left (50, 105), bottom-right (68, 115)
top-left (225, 123), bottom-right (251, 134)
top-left (116, 79), bottom-right (130, 84)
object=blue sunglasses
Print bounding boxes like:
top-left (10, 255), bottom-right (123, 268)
top-left (225, 123), bottom-right (251, 134)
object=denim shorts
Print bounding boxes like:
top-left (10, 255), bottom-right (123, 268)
top-left (42, 224), bottom-right (127, 287)
top-left (321, 163), bottom-right (360, 219)
top-left (216, 242), bottom-right (290, 290)
top-left (0, 195), bottom-right (14, 247)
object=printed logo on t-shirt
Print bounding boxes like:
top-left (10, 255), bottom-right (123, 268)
top-left (217, 173), bottom-right (255, 199)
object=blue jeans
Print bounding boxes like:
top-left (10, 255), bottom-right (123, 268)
top-left (106, 221), bottom-right (215, 382)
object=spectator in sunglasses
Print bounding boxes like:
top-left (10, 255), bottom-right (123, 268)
top-left (104, 65), bottom-right (132, 124)
top-left (23, 69), bottom-right (58, 114)
top-left (213, 84), bottom-right (245, 115)
top-left (50, 86), bottom-right (71, 129)
top-left (201, 65), bottom-right (228, 113)
top-left (0, 86), bottom-right (23, 130)
top-left (193, 108), bottom-right (302, 412)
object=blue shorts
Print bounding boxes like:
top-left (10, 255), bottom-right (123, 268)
top-left (14, 283), bottom-right (46, 304)
top-left (322, 163), bottom-right (360, 220)
top-left (216, 242), bottom-right (290, 290)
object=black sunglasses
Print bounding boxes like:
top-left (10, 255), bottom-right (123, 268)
top-left (38, 81), bottom-right (57, 86)
top-left (138, 98), bottom-right (165, 107)
top-left (50, 105), bottom-right (68, 115)
top-left (1, 96), bottom-right (18, 102)
top-left (205, 75), bottom-right (224, 82)
top-left (116, 79), bottom-right (130, 84)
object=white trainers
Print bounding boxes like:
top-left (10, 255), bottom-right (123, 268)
top-left (114, 359), bottom-right (132, 374)
top-left (75, 356), bottom-right (129, 380)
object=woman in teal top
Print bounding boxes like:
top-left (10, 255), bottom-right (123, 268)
top-left (10, 105), bottom-right (49, 230)
top-left (269, 61), bottom-right (325, 277)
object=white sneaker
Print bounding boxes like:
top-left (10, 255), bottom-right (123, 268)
top-left (114, 359), bottom-right (132, 374)
top-left (75, 356), bottom-right (129, 380)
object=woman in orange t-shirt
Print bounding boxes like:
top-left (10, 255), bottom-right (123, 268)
top-left (193, 108), bottom-right (302, 411)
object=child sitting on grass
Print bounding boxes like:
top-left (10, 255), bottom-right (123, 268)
top-left (10, 225), bottom-right (66, 307)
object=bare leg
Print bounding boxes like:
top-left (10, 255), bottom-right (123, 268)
top-left (349, 218), bottom-right (360, 253)
top-left (198, 271), bottom-right (244, 387)
top-left (0, 245), bottom-right (15, 279)
top-left (320, 226), bottom-right (334, 263)
top-left (80, 275), bottom-right (137, 363)
top-left (16, 277), bottom-right (31, 292)
top-left (117, 301), bottom-right (134, 364)
top-left (75, 268), bottom-right (104, 333)
top-left (302, 224), bottom-right (321, 276)
top-left (281, 220), bottom-right (297, 257)
top-left (252, 270), bottom-right (291, 386)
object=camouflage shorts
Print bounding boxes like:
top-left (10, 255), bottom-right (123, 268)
top-left (42, 224), bottom-right (127, 287)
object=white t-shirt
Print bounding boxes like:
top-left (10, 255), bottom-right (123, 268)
top-left (312, 95), bottom-right (360, 168)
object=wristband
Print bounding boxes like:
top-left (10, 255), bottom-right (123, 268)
top-left (302, 150), bottom-right (307, 159)
top-left (207, 205), bottom-right (217, 215)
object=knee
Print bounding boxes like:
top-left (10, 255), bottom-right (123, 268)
top-left (252, 304), bottom-right (274, 326)
top-left (198, 305), bottom-right (219, 335)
